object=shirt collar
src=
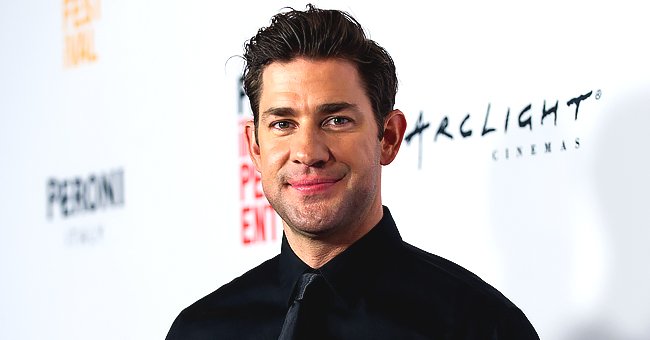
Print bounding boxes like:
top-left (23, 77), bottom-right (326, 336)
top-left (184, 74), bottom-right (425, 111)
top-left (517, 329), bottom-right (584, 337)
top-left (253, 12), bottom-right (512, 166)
top-left (278, 206), bottom-right (403, 306)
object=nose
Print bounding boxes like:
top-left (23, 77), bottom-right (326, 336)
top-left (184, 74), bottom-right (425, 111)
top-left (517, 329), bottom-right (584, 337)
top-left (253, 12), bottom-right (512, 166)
top-left (291, 126), bottom-right (330, 167)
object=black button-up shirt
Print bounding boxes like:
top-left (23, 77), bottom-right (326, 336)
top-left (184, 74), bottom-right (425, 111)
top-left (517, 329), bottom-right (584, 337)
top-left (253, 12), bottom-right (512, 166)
top-left (166, 207), bottom-right (539, 339)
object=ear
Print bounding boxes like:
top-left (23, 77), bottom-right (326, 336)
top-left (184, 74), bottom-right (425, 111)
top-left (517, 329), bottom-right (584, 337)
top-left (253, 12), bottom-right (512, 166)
top-left (245, 121), bottom-right (262, 171)
top-left (380, 109), bottom-right (407, 165)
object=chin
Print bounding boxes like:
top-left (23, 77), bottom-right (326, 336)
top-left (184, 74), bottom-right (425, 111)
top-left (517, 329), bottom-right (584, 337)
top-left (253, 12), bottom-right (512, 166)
top-left (291, 215), bottom-right (339, 233)
top-left (282, 208), bottom-right (344, 237)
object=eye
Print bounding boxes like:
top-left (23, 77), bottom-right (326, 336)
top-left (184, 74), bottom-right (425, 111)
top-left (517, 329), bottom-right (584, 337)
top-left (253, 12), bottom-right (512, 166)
top-left (323, 116), bottom-right (351, 127)
top-left (271, 120), bottom-right (294, 130)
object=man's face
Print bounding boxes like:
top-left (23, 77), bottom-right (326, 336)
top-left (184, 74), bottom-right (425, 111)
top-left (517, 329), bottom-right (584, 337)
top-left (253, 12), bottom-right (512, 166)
top-left (246, 58), bottom-right (385, 239)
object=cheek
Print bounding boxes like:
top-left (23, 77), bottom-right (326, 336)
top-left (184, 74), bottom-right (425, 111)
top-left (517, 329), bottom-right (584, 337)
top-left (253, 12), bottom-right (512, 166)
top-left (259, 141), bottom-right (289, 170)
top-left (331, 135), bottom-right (381, 168)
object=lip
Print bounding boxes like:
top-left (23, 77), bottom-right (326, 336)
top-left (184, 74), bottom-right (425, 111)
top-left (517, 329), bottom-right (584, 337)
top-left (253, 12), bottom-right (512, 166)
top-left (287, 176), bottom-right (342, 194)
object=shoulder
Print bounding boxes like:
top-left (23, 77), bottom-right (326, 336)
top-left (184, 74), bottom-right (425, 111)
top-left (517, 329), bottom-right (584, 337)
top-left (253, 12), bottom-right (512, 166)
top-left (385, 242), bottom-right (539, 338)
top-left (191, 257), bottom-right (279, 311)
top-left (165, 255), bottom-right (281, 339)
top-left (189, 254), bottom-right (279, 311)
top-left (400, 241), bottom-right (510, 305)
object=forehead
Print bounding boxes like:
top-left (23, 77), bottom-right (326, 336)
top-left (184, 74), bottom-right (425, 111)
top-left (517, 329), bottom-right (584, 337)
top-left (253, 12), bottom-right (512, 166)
top-left (259, 58), bottom-right (369, 109)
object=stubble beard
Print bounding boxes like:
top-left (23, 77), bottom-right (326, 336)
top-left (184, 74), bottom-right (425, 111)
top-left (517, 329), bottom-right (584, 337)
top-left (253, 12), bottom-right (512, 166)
top-left (266, 168), bottom-right (380, 241)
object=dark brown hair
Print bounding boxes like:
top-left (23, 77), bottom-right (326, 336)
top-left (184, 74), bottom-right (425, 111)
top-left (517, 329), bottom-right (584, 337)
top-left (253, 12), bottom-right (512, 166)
top-left (243, 4), bottom-right (397, 141)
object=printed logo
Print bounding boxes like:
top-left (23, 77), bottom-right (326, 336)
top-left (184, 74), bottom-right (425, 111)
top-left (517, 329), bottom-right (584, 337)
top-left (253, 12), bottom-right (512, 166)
top-left (63, 0), bottom-right (101, 68)
top-left (46, 168), bottom-right (124, 246)
top-left (47, 168), bottom-right (124, 219)
top-left (237, 77), bottom-right (281, 245)
top-left (405, 90), bottom-right (600, 167)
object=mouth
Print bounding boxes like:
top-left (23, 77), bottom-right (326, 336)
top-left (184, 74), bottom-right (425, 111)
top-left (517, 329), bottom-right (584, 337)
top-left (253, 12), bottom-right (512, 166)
top-left (286, 176), bottom-right (342, 195)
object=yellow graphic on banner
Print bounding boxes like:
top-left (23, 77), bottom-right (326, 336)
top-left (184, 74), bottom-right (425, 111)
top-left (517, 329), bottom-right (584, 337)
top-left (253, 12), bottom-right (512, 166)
top-left (63, 0), bottom-right (101, 68)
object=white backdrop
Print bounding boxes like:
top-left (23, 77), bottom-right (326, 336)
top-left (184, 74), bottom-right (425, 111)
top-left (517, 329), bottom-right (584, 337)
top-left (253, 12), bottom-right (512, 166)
top-left (1, 1), bottom-right (649, 339)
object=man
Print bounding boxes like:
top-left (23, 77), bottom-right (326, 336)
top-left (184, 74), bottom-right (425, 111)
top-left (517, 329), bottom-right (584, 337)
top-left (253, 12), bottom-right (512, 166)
top-left (166, 5), bottom-right (539, 339)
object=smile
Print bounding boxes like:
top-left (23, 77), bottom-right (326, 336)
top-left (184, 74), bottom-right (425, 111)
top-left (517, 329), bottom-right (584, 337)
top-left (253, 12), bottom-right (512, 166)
top-left (287, 177), bottom-right (342, 195)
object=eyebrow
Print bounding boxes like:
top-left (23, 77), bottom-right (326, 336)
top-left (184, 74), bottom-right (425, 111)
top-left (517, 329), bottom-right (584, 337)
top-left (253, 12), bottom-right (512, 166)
top-left (261, 102), bottom-right (360, 120)
top-left (317, 102), bottom-right (359, 115)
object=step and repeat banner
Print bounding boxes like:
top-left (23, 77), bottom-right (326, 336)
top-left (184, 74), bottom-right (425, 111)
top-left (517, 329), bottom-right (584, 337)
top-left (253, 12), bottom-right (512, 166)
top-left (1, 1), bottom-right (648, 339)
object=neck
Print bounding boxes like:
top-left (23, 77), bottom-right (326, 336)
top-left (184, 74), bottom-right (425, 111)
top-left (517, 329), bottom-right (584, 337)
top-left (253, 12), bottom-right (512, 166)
top-left (284, 203), bottom-right (383, 269)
